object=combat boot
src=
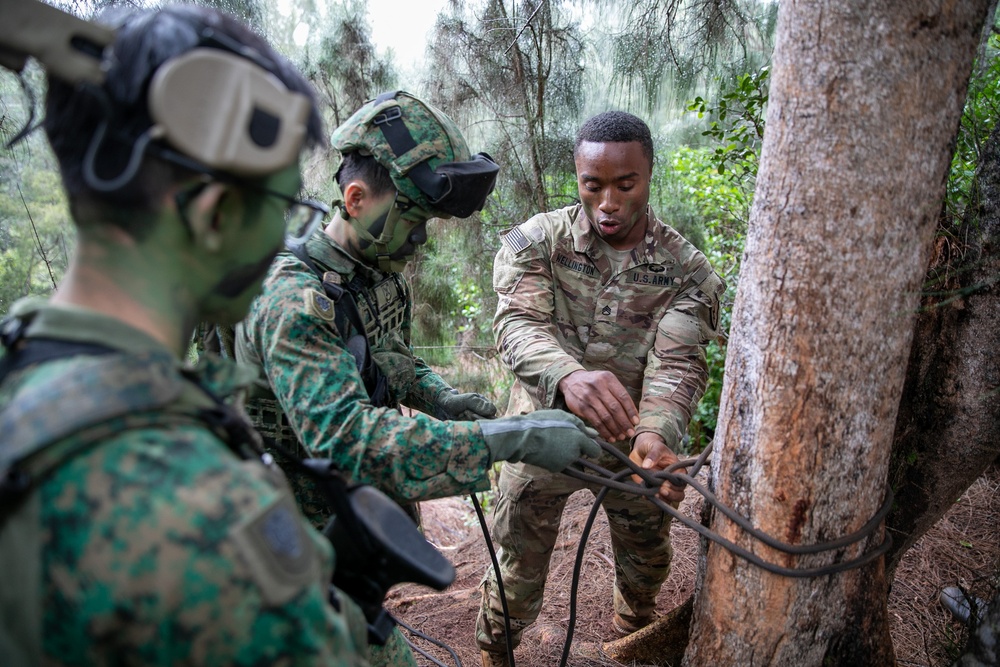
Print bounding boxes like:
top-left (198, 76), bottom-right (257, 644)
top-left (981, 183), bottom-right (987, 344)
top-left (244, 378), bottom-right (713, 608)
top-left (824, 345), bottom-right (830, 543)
top-left (612, 611), bottom-right (658, 637)
top-left (480, 649), bottom-right (510, 667)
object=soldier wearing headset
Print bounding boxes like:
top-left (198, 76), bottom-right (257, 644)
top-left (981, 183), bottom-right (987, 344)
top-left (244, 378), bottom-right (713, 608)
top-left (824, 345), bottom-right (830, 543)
top-left (0, 2), bottom-right (372, 664)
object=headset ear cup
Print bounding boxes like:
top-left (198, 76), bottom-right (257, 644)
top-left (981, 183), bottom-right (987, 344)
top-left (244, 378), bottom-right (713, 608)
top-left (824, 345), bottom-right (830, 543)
top-left (148, 48), bottom-right (309, 177)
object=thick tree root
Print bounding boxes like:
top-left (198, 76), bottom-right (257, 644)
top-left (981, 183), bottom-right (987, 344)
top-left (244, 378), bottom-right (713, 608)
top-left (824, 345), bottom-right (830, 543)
top-left (601, 595), bottom-right (693, 666)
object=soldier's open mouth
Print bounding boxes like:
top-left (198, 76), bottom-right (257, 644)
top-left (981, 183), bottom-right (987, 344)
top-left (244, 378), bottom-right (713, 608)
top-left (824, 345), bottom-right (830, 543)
top-left (598, 219), bottom-right (621, 234)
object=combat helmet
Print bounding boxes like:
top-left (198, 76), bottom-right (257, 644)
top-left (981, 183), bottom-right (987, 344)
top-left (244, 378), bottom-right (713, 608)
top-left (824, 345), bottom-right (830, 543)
top-left (331, 90), bottom-right (499, 219)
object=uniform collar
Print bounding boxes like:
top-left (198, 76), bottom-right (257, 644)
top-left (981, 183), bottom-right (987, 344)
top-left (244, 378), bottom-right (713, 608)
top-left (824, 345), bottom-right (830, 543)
top-left (305, 228), bottom-right (394, 284)
top-left (570, 203), bottom-right (661, 264)
top-left (4, 297), bottom-right (254, 400)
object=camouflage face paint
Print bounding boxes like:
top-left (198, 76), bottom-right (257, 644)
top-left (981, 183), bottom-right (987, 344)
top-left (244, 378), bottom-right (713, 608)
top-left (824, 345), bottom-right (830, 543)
top-left (203, 163), bottom-right (302, 323)
top-left (575, 141), bottom-right (652, 251)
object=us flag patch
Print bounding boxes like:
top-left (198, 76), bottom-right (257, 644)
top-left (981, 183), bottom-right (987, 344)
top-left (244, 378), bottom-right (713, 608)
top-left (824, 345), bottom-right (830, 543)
top-left (501, 227), bottom-right (531, 254)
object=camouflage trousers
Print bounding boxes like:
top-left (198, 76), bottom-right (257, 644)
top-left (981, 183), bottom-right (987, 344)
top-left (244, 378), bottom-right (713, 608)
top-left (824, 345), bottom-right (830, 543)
top-left (476, 460), bottom-right (673, 652)
top-left (369, 626), bottom-right (417, 667)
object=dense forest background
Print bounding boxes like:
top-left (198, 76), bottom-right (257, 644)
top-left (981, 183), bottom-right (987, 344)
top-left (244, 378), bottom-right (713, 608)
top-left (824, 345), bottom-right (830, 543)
top-left (0, 0), bottom-right (996, 457)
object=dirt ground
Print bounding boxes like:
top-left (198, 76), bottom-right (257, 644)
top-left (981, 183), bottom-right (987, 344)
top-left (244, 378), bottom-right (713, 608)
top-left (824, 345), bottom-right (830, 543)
top-left (384, 464), bottom-right (1000, 667)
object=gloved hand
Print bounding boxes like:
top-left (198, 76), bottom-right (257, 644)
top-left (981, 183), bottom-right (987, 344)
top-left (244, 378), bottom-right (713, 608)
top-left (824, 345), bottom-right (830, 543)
top-left (479, 409), bottom-right (602, 472)
top-left (435, 388), bottom-right (498, 421)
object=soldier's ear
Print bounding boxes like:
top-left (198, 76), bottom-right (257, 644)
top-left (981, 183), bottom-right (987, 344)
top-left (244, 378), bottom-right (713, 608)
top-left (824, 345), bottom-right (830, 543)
top-left (342, 180), bottom-right (370, 219)
top-left (180, 182), bottom-right (231, 253)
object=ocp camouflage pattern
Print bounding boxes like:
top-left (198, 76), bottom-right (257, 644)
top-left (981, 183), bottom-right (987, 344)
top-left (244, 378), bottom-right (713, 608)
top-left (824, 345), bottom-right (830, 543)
top-left (0, 298), bottom-right (369, 666)
top-left (477, 204), bottom-right (723, 652)
top-left (235, 229), bottom-right (492, 528)
top-left (493, 204), bottom-right (725, 450)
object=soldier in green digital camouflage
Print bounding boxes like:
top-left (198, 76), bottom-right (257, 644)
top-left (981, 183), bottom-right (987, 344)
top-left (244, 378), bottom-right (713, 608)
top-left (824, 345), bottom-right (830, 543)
top-left (232, 91), bottom-right (602, 666)
top-left (0, 3), bottom-right (372, 664)
top-left (476, 111), bottom-right (726, 667)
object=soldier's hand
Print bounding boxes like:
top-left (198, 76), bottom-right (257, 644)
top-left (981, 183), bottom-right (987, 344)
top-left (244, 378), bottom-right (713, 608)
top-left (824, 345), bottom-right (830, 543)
top-left (435, 388), bottom-right (498, 421)
top-left (479, 409), bottom-right (601, 471)
top-left (629, 432), bottom-right (686, 504)
top-left (557, 370), bottom-right (639, 443)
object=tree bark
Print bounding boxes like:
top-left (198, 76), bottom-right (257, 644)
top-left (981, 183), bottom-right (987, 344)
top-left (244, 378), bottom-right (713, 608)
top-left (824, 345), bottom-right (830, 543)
top-left (684, 2), bottom-right (991, 666)
top-left (885, 122), bottom-right (1000, 577)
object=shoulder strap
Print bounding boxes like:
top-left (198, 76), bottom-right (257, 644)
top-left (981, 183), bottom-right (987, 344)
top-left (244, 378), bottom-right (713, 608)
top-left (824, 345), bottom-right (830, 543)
top-left (0, 339), bottom-right (261, 506)
top-left (286, 242), bottom-right (389, 407)
top-left (0, 338), bottom-right (116, 383)
top-left (0, 351), bottom-right (186, 502)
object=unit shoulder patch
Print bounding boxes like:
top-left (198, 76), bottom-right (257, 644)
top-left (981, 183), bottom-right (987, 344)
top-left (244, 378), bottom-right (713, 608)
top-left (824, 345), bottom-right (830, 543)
top-left (230, 494), bottom-right (321, 606)
top-left (304, 288), bottom-right (335, 323)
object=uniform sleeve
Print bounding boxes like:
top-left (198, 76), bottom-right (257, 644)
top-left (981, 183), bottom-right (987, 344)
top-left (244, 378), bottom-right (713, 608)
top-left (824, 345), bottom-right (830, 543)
top-left (242, 264), bottom-right (491, 502)
top-left (492, 225), bottom-right (586, 408)
top-left (635, 258), bottom-right (725, 448)
top-left (40, 428), bottom-right (371, 667)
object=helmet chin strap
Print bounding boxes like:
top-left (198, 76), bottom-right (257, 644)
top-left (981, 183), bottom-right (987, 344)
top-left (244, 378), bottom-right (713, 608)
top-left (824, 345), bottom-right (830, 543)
top-left (350, 192), bottom-right (412, 272)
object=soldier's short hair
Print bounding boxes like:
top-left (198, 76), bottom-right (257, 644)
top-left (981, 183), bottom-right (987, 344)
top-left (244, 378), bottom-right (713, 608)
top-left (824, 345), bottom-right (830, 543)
top-left (574, 111), bottom-right (654, 170)
top-left (335, 152), bottom-right (396, 199)
top-left (44, 4), bottom-right (324, 238)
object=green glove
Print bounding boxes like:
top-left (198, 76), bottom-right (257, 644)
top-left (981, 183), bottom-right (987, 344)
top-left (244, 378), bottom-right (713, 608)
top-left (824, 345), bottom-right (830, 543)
top-left (435, 388), bottom-right (498, 421)
top-left (479, 409), bottom-right (602, 471)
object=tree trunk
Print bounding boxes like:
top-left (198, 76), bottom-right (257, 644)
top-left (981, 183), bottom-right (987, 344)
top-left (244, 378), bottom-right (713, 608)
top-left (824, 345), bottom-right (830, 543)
top-left (684, 2), bottom-right (990, 666)
top-left (885, 121), bottom-right (1000, 577)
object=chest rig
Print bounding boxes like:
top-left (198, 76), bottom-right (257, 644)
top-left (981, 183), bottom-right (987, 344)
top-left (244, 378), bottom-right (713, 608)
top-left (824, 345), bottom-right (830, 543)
top-left (286, 243), bottom-right (407, 408)
top-left (349, 272), bottom-right (409, 350)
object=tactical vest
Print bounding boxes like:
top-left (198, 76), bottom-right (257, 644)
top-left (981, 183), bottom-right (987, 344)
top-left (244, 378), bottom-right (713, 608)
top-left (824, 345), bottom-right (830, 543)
top-left (0, 322), bottom-right (264, 666)
top-left (244, 244), bottom-right (413, 459)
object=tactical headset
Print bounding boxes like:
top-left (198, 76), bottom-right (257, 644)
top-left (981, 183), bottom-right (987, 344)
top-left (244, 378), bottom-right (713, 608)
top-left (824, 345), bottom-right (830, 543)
top-left (1, 0), bottom-right (311, 188)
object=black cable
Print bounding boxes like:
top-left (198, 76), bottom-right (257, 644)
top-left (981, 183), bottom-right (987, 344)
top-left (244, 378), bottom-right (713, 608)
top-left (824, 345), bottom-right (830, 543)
top-left (559, 483), bottom-right (611, 667)
top-left (396, 615), bottom-right (461, 667)
top-left (468, 438), bottom-right (894, 665)
top-left (471, 492), bottom-right (518, 667)
top-left (561, 439), bottom-right (893, 576)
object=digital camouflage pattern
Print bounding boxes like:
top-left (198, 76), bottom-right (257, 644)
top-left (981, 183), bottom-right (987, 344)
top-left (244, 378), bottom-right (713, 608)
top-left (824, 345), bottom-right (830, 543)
top-left (236, 230), bottom-right (496, 667)
top-left (477, 204), bottom-right (724, 652)
top-left (330, 92), bottom-right (471, 215)
top-left (236, 229), bottom-right (493, 513)
top-left (0, 298), bottom-right (370, 666)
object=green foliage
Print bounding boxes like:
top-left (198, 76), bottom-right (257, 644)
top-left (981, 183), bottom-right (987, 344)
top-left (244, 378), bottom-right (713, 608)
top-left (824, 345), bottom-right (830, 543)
top-left (687, 65), bottom-right (768, 181)
top-left (945, 32), bottom-right (1000, 226)
top-left (664, 145), bottom-right (747, 453)
top-left (425, 0), bottom-right (584, 222)
top-left (299, 2), bottom-right (396, 129)
top-left (0, 171), bottom-right (71, 315)
top-left (676, 66), bottom-right (770, 452)
top-left (1, 69), bottom-right (72, 316)
top-left (598, 0), bottom-right (777, 117)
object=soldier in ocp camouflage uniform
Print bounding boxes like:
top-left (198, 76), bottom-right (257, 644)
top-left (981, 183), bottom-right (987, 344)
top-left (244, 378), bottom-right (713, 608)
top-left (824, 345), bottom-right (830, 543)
top-left (0, 4), bottom-right (370, 665)
top-left (477, 112), bottom-right (725, 666)
top-left (234, 91), bottom-right (604, 667)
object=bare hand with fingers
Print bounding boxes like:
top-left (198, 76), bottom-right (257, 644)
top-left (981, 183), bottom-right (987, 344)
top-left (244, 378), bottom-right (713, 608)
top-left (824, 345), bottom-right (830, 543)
top-left (557, 369), bottom-right (639, 442)
top-left (629, 432), bottom-right (686, 504)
